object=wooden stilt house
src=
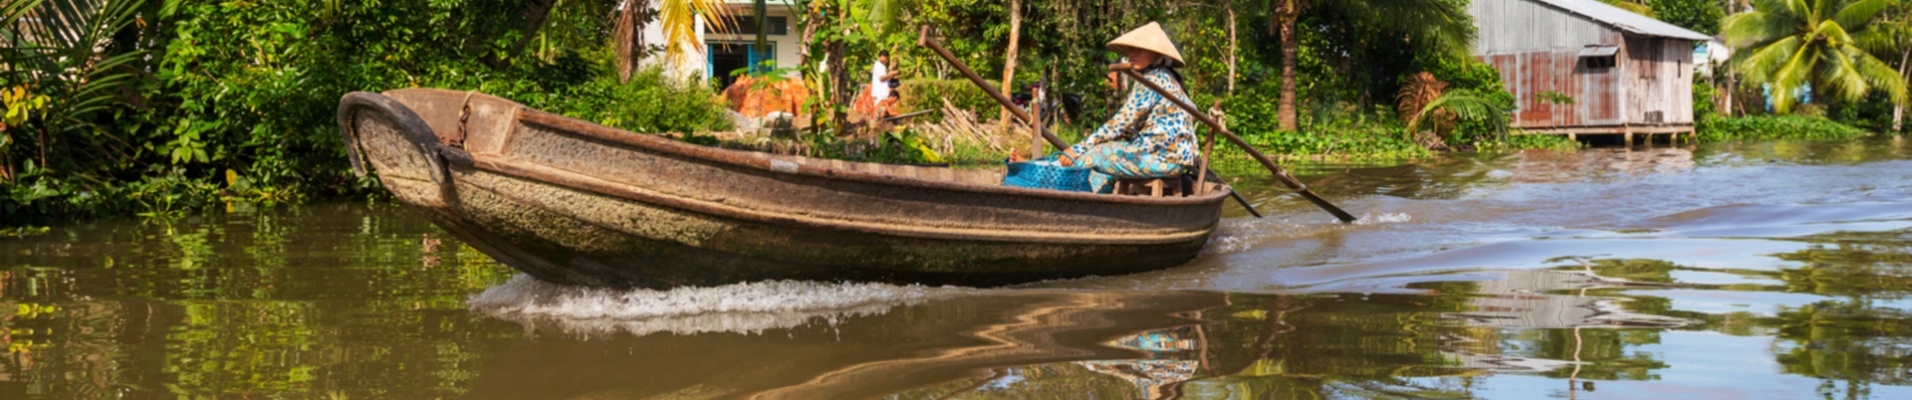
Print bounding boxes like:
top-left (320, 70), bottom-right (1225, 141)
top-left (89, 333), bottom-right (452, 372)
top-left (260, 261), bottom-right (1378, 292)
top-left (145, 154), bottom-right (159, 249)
top-left (1467, 0), bottom-right (1713, 140)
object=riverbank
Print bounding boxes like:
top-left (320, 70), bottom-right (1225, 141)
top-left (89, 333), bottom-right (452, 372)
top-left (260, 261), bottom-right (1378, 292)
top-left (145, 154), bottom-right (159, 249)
top-left (5, 117), bottom-right (1891, 230)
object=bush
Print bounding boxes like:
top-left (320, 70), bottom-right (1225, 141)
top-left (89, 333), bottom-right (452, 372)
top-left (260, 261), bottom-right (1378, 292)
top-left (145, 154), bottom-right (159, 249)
top-left (1219, 85), bottom-right (1431, 162)
top-left (1693, 82), bottom-right (1719, 121)
top-left (895, 78), bottom-right (1003, 122)
top-left (1698, 115), bottom-right (1869, 141)
top-left (503, 68), bottom-right (733, 135)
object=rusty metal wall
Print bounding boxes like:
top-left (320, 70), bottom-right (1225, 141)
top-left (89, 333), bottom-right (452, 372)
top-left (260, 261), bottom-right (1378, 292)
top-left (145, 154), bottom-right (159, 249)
top-left (1623, 37), bottom-right (1696, 125)
top-left (1481, 46), bottom-right (1626, 129)
top-left (1469, 0), bottom-right (1617, 54)
top-left (1470, 0), bottom-right (1696, 131)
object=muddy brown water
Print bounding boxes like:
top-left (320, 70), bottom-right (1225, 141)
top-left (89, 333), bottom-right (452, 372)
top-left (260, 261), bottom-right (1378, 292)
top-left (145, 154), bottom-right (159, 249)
top-left (6, 137), bottom-right (1912, 399)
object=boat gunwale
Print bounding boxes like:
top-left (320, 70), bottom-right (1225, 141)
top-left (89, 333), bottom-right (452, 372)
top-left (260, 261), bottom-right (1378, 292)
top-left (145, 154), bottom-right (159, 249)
top-left (463, 157), bottom-right (1214, 245)
top-left (488, 94), bottom-right (1233, 207)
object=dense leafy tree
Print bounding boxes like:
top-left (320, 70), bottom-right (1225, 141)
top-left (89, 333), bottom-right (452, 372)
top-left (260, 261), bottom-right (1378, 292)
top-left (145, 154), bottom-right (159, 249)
top-left (1649, 0), bottom-right (1727, 34)
top-left (1267, 0), bottom-right (1476, 132)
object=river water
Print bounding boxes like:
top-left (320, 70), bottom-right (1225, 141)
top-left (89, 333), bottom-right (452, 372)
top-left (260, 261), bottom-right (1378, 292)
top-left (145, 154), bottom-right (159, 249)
top-left (5, 138), bottom-right (1912, 399)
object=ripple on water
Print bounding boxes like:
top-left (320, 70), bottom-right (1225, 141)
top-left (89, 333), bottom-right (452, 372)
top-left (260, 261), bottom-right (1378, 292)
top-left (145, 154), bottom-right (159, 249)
top-left (1202, 212), bottom-right (1415, 256)
top-left (467, 275), bottom-right (978, 337)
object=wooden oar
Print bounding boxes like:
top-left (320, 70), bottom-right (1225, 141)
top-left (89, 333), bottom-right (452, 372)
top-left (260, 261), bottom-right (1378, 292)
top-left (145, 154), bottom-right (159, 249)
top-left (918, 26), bottom-right (1266, 218)
top-left (1110, 64), bottom-right (1359, 223)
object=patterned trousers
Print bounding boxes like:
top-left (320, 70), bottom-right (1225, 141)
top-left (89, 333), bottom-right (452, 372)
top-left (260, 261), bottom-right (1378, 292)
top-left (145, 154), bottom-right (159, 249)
top-left (1078, 143), bottom-right (1186, 194)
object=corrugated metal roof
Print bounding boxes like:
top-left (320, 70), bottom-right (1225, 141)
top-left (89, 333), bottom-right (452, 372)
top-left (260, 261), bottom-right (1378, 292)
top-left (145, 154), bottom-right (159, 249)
top-left (1528, 0), bottom-right (1714, 41)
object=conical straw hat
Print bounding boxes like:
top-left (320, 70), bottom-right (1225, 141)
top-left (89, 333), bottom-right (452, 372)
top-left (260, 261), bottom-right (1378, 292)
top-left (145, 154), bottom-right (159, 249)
top-left (1107, 22), bottom-right (1184, 67)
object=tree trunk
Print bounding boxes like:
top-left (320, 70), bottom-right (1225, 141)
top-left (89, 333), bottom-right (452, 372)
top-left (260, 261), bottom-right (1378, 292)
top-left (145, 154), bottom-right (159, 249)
top-left (1226, 2), bottom-right (1237, 96)
top-left (1895, 47), bottom-right (1908, 132)
top-left (1725, 74), bottom-right (1737, 117)
top-left (799, 4), bottom-right (822, 127)
top-left (997, 0), bottom-right (1022, 135)
top-left (830, 39), bottom-right (848, 137)
top-left (1275, 0), bottom-right (1299, 132)
top-left (754, 0), bottom-right (768, 73)
top-left (614, 0), bottom-right (650, 82)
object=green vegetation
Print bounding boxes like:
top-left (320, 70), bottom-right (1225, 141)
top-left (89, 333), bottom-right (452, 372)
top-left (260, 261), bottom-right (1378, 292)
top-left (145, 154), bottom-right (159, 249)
top-left (2, 0), bottom-right (731, 226)
top-left (8, 0), bottom-right (1908, 226)
top-left (1699, 115), bottom-right (1871, 140)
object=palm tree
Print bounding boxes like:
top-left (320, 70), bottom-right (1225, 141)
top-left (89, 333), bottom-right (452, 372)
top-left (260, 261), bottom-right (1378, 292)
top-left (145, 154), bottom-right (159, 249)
top-left (1268, 0), bottom-right (1474, 132)
top-left (1720, 0), bottom-right (1908, 114)
top-left (613, 0), bottom-right (734, 83)
top-left (1859, 2), bottom-right (1909, 131)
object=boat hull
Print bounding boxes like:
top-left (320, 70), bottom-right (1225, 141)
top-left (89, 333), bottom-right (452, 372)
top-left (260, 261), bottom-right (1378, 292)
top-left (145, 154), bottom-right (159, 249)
top-left (338, 89), bottom-right (1229, 288)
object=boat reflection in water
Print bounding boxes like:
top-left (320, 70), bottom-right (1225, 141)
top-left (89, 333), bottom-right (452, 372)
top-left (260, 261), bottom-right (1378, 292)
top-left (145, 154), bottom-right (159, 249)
top-left (459, 259), bottom-right (1702, 399)
top-left (462, 279), bottom-right (1223, 399)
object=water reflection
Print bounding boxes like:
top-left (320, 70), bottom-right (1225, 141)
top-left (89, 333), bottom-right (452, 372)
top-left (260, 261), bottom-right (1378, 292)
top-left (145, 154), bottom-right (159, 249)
top-left (2, 137), bottom-right (1912, 398)
top-left (462, 290), bottom-right (1222, 399)
top-left (0, 204), bottom-right (521, 399)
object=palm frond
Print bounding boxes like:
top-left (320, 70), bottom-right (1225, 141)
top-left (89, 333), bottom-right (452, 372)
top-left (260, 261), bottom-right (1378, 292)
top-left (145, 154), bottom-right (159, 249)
top-left (1404, 89), bottom-right (1510, 139)
top-left (1766, 39), bottom-right (1819, 112)
top-left (1721, 12), bottom-right (1799, 48)
top-left (1845, 45), bottom-right (1911, 106)
top-left (1730, 35), bottom-right (1804, 82)
top-left (1396, 71), bottom-right (1447, 122)
top-left (1820, 46), bottom-right (1872, 103)
top-left (4, 0), bottom-right (147, 171)
top-left (659, 0), bottom-right (734, 67)
top-left (1832, 0), bottom-right (1891, 31)
top-left (1782, 0), bottom-right (1812, 19)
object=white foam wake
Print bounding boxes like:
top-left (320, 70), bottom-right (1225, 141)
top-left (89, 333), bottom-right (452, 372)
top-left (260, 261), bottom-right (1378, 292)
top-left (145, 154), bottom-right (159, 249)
top-left (468, 275), bottom-right (977, 337)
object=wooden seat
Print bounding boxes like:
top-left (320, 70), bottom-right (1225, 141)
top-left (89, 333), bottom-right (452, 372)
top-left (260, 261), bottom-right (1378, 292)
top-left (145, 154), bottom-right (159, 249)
top-left (1113, 176), bottom-right (1187, 197)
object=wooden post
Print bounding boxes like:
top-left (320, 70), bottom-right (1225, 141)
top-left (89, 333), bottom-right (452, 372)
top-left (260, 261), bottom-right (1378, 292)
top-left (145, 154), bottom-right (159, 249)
top-left (1198, 101), bottom-right (1223, 195)
top-left (1030, 87), bottom-right (1044, 160)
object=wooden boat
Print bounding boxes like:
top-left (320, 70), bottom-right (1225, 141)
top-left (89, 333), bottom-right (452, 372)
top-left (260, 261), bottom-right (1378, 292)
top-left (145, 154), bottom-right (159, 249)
top-left (336, 89), bottom-right (1230, 289)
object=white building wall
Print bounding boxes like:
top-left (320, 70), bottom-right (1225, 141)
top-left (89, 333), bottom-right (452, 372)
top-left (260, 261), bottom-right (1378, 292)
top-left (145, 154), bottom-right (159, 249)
top-left (637, 0), bottom-right (803, 82)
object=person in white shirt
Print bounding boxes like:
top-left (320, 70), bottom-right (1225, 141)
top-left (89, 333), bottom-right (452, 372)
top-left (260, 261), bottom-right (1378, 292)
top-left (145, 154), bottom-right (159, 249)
top-left (870, 50), bottom-right (898, 103)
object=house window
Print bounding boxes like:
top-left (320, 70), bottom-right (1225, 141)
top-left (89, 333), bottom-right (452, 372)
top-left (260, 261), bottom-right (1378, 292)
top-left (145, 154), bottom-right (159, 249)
top-left (708, 41), bottom-right (776, 88)
top-left (707, 16), bottom-right (789, 35)
top-left (1579, 45), bottom-right (1618, 70)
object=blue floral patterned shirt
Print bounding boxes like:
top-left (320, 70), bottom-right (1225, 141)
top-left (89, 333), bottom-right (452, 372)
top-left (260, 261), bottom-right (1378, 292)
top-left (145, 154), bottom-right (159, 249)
top-left (1069, 68), bottom-right (1199, 167)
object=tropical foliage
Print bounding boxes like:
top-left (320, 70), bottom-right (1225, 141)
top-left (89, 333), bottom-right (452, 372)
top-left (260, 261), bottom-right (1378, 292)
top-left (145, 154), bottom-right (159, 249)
top-left (1720, 0), bottom-right (1910, 113)
top-left (2, 0), bottom-right (732, 226)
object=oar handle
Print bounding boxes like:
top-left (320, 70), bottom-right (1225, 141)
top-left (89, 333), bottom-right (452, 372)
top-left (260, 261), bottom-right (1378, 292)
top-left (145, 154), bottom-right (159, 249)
top-left (919, 26), bottom-right (1070, 151)
top-left (1110, 64), bottom-right (1359, 223)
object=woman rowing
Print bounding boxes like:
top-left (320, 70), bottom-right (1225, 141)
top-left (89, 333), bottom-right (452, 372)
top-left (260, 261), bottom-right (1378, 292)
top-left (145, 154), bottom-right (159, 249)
top-left (1057, 22), bottom-right (1199, 194)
